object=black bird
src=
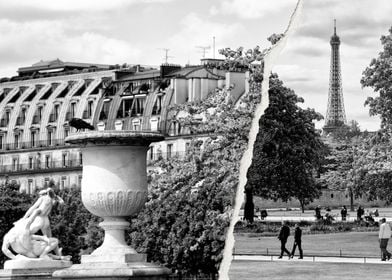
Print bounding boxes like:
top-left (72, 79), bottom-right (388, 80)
top-left (69, 118), bottom-right (94, 132)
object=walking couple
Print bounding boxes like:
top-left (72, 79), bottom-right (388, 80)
top-left (278, 221), bottom-right (303, 259)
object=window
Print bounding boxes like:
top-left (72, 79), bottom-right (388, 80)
top-left (47, 131), bottom-right (53, 146)
top-left (87, 100), bottom-right (93, 118)
top-left (28, 157), bottom-right (33, 169)
top-left (132, 119), bottom-right (141, 131)
top-left (44, 178), bottom-right (49, 188)
top-left (71, 103), bottom-right (76, 118)
top-left (38, 107), bottom-right (43, 121)
top-left (12, 158), bottom-right (18, 171)
top-left (62, 153), bottom-right (67, 167)
top-left (5, 111), bottom-right (10, 125)
top-left (78, 175), bottom-right (82, 188)
top-left (14, 134), bottom-right (19, 149)
top-left (167, 144), bottom-right (173, 159)
top-left (61, 176), bottom-right (67, 190)
top-left (79, 152), bottom-right (83, 166)
top-left (131, 97), bottom-right (145, 116)
top-left (117, 98), bottom-right (134, 118)
top-left (0, 135), bottom-right (3, 150)
top-left (45, 155), bottom-right (50, 168)
top-left (28, 180), bottom-right (34, 194)
top-left (99, 100), bottom-right (111, 120)
top-left (152, 95), bottom-right (163, 115)
top-left (149, 146), bottom-right (154, 160)
top-left (54, 104), bottom-right (60, 120)
top-left (31, 131), bottom-right (36, 147)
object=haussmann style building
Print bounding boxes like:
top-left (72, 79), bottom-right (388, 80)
top-left (0, 58), bottom-right (249, 193)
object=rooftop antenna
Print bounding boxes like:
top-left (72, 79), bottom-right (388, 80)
top-left (196, 45), bottom-right (211, 58)
top-left (213, 36), bottom-right (216, 59)
top-left (334, 19), bottom-right (336, 35)
top-left (158, 48), bottom-right (174, 64)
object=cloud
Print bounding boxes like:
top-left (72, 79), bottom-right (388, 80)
top-left (0, 0), bottom-right (173, 13)
top-left (0, 19), bottom-right (141, 76)
top-left (166, 13), bottom-right (243, 64)
top-left (209, 0), bottom-right (297, 19)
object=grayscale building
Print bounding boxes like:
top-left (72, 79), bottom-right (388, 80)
top-left (0, 58), bottom-right (248, 193)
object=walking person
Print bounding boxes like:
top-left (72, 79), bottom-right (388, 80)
top-left (290, 223), bottom-right (303, 259)
top-left (315, 205), bottom-right (322, 220)
top-left (277, 221), bottom-right (291, 259)
top-left (357, 205), bottom-right (364, 221)
top-left (341, 206), bottom-right (347, 221)
top-left (379, 218), bottom-right (392, 261)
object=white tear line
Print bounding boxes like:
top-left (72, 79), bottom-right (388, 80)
top-left (218, 1), bottom-right (304, 279)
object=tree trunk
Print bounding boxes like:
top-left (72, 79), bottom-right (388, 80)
top-left (299, 199), bottom-right (305, 213)
top-left (350, 188), bottom-right (354, 212)
top-left (244, 187), bottom-right (254, 223)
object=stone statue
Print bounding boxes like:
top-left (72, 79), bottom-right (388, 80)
top-left (22, 187), bottom-right (64, 237)
top-left (2, 214), bottom-right (70, 261)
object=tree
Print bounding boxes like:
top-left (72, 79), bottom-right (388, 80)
top-left (128, 81), bottom-right (261, 277)
top-left (361, 26), bottom-right (392, 129)
top-left (247, 74), bottom-right (328, 212)
top-left (0, 182), bottom-right (33, 268)
top-left (50, 187), bottom-right (94, 263)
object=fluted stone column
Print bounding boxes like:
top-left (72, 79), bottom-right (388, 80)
top-left (53, 131), bottom-right (170, 279)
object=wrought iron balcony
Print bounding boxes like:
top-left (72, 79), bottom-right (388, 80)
top-left (1, 138), bottom-right (68, 151)
top-left (0, 159), bottom-right (82, 175)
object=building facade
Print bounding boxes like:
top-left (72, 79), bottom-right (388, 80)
top-left (0, 59), bottom-right (248, 193)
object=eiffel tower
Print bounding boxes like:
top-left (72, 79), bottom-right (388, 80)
top-left (323, 19), bottom-right (346, 134)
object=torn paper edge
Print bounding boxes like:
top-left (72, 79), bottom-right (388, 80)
top-left (218, 1), bottom-right (304, 279)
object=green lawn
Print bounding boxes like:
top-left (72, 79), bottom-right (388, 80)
top-left (234, 232), bottom-right (381, 257)
top-left (229, 260), bottom-right (392, 280)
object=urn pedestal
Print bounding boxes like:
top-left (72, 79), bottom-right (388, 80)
top-left (53, 131), bottom-right (170, 279)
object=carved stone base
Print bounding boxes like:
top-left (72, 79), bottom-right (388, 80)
top-left (52, 258), bottom-right (171, 279)
top-left (0, 259), bottom-right (71, 279)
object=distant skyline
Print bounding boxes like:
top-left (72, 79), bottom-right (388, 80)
top-left (0, 0), bottom-right (390, 131)
top-left (275, 0), bottom-right (392, 131)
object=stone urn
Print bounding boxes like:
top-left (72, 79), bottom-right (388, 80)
top-left (53, 131), bottom-right (171, 279)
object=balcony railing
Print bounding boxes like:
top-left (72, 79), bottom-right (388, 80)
top-left (0, 159), bottom-right (82, 174)
top-left (146, 151), bottom-right (188, 164)
top-left (1, 138), bottom-right (68, 151)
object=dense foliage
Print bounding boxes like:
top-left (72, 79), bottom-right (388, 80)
top-left (246, 74), bottom-right (328, 212)
top-left (50, 187), bottom-right (95, 263)
top-left (129, 81), bottom-right (261, 277)
top-left (361, 26), bottom-right (392, 129)
top-left (0, 182), bottom-right (33, 267)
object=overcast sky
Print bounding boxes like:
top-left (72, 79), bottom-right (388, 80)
top-left (275, 0), bottom-right (392, 131)
top-left (0, 0), bottom-right (390, 131)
